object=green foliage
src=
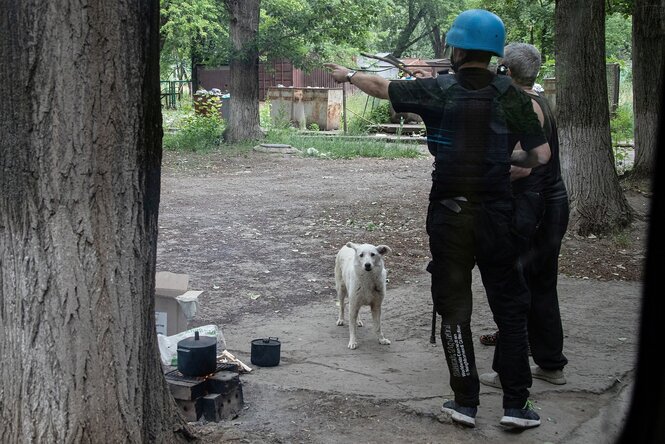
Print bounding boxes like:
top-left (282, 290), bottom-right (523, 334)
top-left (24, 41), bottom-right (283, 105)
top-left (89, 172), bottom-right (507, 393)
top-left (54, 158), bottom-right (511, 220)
top-left (160, 0), bottom-right (229, 79)
top-left (607, 0), bottom-right (633, 16)
top-left (260, 99), bottom-right (294, 131)
top-left (259, 0), bottom-right (386, 70)
top-left (163, 113), bottom-right (225, 152)
top-left (374, 0), bottom-right (464, 58)
top-left (611, 102), bottom-right (634, 175)
top-left (480, 0), bottom-right (555, 61)
top-left (308, 122), bottom-right (320, 131)
top-left (264, 130), bottom-right (422, 159)
top-left (347, 97), bottom-right (392, 134)
top-left (259, 100), bottom-right (272, 128)
top-left (611, 103), bottom-right (634, 143)
top-left (538, 59), bottom-right (556, 81)
top-left (611, 227), bottom-right (631, 248)
top-left (606, 13), bottom-right (632, 61)
top-left (610, 74), bottom-right (634, 175)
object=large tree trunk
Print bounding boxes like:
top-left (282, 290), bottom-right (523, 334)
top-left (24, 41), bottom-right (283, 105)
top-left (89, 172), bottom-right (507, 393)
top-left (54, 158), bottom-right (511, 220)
top-left (392, 4), bottom-right (426, 58)
top-left (554, 0), bottom-right (633, 235)
top-left (0, 2), bottom-right (192, 442)
top-left (630, 0), bottom-right (665, 181)
top-left (223, 0), bottom-right (264, 143)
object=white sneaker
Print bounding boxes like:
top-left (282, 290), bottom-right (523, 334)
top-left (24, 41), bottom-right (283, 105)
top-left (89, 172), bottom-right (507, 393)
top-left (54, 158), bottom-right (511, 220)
top-left (531, 365), bottom-right (566, 385)
top-left (479, 372), bottom-right (502, 388)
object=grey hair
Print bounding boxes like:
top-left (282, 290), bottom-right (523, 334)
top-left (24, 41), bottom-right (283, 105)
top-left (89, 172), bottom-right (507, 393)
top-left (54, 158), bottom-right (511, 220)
top-left (500, 43), bottom-right (542, 87)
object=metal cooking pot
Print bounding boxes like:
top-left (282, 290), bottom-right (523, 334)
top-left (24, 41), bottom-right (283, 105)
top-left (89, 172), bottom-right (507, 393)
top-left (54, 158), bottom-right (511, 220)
top-left (177, 331), bottom-right (217, 376)
top-left (251, 337), bottom-right (281, 367)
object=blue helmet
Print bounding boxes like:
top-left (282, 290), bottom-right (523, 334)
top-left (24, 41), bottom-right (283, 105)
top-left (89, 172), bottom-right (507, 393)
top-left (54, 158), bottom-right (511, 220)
top-left (445, 9), bottom-right (506, 57)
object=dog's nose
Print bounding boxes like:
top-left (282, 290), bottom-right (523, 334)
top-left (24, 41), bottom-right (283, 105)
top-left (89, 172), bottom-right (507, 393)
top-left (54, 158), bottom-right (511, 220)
top-left (364, 264), bottom-right (372, 271)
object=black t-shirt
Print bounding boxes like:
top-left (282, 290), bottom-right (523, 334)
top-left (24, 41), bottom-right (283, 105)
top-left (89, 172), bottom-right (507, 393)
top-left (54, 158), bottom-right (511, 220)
top-left (388, 68), bottom-right (547, 201)
top-left (511, 92), bottom-right (567, 201)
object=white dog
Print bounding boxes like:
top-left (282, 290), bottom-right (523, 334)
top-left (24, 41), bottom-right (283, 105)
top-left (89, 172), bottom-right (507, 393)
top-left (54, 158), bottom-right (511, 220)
top-left (335, 242), bottom-right (392, 349)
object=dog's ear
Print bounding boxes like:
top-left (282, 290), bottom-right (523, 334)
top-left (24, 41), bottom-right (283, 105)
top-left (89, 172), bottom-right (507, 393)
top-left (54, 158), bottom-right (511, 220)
top-left (346, 242), bottom-right (358, 251)
top-left (376, 245), bottom-right (391, 256)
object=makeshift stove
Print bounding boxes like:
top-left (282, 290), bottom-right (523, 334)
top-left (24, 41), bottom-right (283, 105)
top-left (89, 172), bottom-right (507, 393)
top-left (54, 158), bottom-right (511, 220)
top-left (165, 362), bottom-right (244, 422)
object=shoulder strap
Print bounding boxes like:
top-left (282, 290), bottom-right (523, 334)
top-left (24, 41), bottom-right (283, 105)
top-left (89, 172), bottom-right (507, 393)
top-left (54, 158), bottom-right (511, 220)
top-left (490, 75), bottom-right (513, 95)
top-left (437, 73), bottom-right (512, 97)
top-left (436, 73), bottom-right (458, 93)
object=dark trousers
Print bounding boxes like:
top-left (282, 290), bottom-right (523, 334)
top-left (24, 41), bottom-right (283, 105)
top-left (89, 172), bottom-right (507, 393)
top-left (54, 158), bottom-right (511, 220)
top-left (426, 198), bottom-right (532, 409)
top-left (523, 197), bottom-right (569, 370)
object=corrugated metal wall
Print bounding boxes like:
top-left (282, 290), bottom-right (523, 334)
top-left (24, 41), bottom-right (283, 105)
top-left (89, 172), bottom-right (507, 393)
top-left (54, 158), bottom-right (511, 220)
top-left (259, 59), bottom-right (295, 99)
top-left (294, 67), bottom-right (339, 89)
top-left (197, 66), bottom-right (230, 92)
top-left (198, 59), bottom-right (354, 100)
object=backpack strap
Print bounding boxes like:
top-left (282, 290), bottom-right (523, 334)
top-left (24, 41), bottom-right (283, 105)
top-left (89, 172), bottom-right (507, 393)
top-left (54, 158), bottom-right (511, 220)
top-left (437, 72), bottom-right (512, 96)
top-left (489, 74), bottom-right (513, 96)
top-left (436, 73), bottom-right (458, 93)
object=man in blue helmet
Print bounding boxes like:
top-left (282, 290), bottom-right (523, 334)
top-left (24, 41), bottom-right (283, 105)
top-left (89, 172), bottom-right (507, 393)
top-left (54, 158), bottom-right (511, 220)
top-left (325, 9), bottom-right (549, 429)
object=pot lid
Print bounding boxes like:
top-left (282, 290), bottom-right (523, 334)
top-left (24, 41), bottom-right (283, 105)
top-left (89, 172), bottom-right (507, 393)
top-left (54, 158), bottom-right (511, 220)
top-left (178, 331), bottom-right (217, 349)
top-left (251, 337), bottom-right (280, 346)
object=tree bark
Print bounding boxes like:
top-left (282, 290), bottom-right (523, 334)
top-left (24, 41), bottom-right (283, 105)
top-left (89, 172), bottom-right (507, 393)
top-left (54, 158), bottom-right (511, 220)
top-left (392, 5), bottom-right (426, 58)
top-left (429, 25), bottom-right (445, 59)
top-left (554, 0), bottom-right (632, 235)
top-left (0, 1), bottom-right (192, 442)
top-left (223, 0), bottom-right (264, 143)
top-left (630, 0), bottom-right (665, 181)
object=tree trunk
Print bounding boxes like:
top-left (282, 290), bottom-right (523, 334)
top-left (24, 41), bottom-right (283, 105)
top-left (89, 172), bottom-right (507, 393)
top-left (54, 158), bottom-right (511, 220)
top-left (630, 0), bottom-right (665, 181)
top-left (392, 5), bottom-right (426, 58)
top-left (554, 0), bottom-right (633, 235)
top-left (0, 2), bottom-right (192, 442)
top-left (430, 25), bottom-right (445, 59)
top-left (223, 0), bottom-right (264, 143)
top-left (190, 34), bottom-right (204, 92)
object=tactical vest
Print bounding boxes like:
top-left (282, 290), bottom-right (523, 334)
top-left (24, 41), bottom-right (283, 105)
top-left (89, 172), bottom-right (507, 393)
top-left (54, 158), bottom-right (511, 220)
top-left (428, 74), bottom-right (514, 201)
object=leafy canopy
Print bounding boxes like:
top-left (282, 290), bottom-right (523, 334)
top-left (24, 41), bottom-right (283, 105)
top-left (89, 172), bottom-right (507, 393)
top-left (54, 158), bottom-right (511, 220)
top-left (258, 0), bottom-right (386, 70)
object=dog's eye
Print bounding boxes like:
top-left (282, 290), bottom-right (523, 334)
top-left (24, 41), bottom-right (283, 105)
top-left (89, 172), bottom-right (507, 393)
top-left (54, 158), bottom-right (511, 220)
top-left (371, 253), bottom-right (376, 257)
top-left (359, 253), bottom-right (364, 258)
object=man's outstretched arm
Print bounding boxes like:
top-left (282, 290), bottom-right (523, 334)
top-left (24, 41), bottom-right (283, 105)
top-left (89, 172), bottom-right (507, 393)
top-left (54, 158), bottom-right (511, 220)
top-left (324, 63), bottom-right (390, 100)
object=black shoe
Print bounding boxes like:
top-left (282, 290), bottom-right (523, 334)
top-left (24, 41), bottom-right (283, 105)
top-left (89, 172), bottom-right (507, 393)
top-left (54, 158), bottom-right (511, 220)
top-left (441, 400), bottom-right (477, 428)
top-left (500, 400), bottom-right (541, 429)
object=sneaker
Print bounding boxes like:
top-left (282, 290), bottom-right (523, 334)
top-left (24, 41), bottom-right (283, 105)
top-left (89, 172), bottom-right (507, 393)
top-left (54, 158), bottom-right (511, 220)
top-left (531, 365), bottom-right (566, 385)
top-left (441, 400), bottom-right (477, 428)
top-left (479, 372), bottom-right (502, 388)
top-left (500, 400), bottom-right (541, 429)
top-left (479, 331), bottom-right (498, 346)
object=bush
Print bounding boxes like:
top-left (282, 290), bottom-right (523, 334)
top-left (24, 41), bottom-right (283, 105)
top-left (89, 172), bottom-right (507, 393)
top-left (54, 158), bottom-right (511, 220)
top-left (259, 100), bottom-right (272, 129)
top-left (264, 130), bottom-right (422, 159)
top-left (347, 100), bottom-right (392, 134)
top-left (163, 113), bottom-right (225, 152)
top-left (610, 103), bottom-right (633, 143)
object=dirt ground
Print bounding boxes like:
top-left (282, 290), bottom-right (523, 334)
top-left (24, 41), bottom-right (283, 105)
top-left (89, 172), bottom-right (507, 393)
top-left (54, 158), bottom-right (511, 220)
top-left (157, 146), bottom-right (647, 443)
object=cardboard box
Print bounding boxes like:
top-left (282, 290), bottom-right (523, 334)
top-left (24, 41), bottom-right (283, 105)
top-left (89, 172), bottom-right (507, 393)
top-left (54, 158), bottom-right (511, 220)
top-left (155, 271), bottom-right (203, 336)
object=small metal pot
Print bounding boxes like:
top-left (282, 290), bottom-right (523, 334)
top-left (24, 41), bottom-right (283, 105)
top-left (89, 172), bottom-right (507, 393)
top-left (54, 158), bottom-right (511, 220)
top-left (251, 337), bottom-right (281, 367)
top-left (177, 331), bottom-right (217, 376)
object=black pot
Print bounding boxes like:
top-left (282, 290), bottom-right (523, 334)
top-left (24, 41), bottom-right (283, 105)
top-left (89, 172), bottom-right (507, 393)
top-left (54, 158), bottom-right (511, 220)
top-left (251, 337), bottom-right (281, 367)
top-left (177, 331), bottom-right (217, 376)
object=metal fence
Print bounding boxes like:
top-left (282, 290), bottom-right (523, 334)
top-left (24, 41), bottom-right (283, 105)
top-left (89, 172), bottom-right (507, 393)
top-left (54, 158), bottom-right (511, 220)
top-left (160, 80), bottom-right (191, 109)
